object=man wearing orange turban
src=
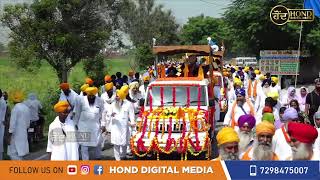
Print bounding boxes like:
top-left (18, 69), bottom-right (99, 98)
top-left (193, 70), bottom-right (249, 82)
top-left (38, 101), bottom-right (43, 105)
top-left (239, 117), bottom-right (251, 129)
top-left (214, 127), bottom-right (240, 160)
top-left (287, 122), bottom-right (318, 160)
top-left (59, 83), bottom-right (70, 91)
top-left (74, 85), bottom-right (104, 160)
top-left (47, 101), bottom-right (79, 160)
top-left (59, 82), bottom-right (78, 113)
top-left (104, 75), bottom-right (112, 84)
top-left (110, 85), bottom-right (135, 161)
top-left (128, 70), bottom-right (135, 83)
top-left (242, 121), bottom-right (278, 160)
top-left (85, 77), bottom-right (94, 86)
top-left (7, 90), bottom-right (30, 160)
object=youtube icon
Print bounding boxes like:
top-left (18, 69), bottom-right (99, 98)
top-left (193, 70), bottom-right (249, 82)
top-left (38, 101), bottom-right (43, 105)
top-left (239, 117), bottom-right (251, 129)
top-left (67, 165), bottom-right (77, 175)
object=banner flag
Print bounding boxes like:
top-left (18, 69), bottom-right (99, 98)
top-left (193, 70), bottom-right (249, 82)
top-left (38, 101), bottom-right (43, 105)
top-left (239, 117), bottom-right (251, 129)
top-left (305, 0), bottom-right (320, 17)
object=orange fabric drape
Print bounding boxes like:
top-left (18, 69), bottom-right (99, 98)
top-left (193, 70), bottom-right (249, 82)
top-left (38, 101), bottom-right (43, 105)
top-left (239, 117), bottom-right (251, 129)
top-left (183, 63), bottom-right (189, 77)
top-left (247, 80), bottom-right (252, 97)
top-left (281, 126), bottom-right (291, 143)
top-left (198, 65), bottom-right (204, 79)
top-left (248, 80), bottom-right (258, 99)
top-left (230, 99), bottom-right (255, 128)
top-left (160, 65), bottom-right (165, 78)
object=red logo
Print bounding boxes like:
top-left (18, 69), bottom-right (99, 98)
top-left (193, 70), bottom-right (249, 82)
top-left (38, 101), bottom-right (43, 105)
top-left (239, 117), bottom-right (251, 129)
top-left (67, 165), bottom-right (77, 175)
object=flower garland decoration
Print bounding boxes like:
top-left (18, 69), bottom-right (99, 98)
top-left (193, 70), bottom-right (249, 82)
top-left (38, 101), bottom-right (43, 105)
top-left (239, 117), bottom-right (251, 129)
top-left (131, 107), bottom-right (211, 159)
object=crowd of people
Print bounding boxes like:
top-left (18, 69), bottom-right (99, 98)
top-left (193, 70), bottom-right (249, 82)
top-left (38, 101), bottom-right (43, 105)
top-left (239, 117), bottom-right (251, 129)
top-left (0, 62), bottom-right (319, 161)
top-left (216, 65), bottom-right (320, 160)
top-left (0, 90), bottom-right (44, 160)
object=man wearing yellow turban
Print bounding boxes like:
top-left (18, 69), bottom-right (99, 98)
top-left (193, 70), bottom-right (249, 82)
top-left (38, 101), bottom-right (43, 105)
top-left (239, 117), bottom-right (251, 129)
top-left (270, 76), bottom-right (281, 96)
top-left (47, 101), bottom-right (79, 160)
top-left (214, 127), bottom-right (240, 160)
top-left (242, 121), bottom-right (279, 160)
top-left (73, 85), bottom-right (104, 160)
top-left (139, 76), bottom-right (150, 97)
top-left (80, 84), bottom-right (89, 95)
top-left (109, 84), bottom-right (135, 160)
top-left (7, 90), bottom-right (30, 160)
top-left (11, 91), bottom-right (25, 103)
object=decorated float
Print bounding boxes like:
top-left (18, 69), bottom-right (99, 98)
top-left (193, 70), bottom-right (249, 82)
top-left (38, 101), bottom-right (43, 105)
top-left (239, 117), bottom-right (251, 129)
top-left (131, 44), bottom-right (225, 160)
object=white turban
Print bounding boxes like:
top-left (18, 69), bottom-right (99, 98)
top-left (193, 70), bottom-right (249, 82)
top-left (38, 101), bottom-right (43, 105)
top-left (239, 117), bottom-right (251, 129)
top-left (283, 107), bottom-right (298, 121)
top-left (129, 82), bottom-right (139, 90)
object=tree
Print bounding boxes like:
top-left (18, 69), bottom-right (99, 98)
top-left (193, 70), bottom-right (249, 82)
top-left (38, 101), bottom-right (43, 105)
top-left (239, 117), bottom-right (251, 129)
top-left (83, 54), bottom-right (106, 87)
top-left (1, 0), bottom-right (120, 82)
top-left (180, 15), bottom-right (226, 45)
top-left (121, 0), bottom-right (179, 47)
top-left (134, 43), bottom-right (154, 68)
top-left (120, 0), bottom-right (179, 68)
top-left (223, 0), bottom-right (320, 56)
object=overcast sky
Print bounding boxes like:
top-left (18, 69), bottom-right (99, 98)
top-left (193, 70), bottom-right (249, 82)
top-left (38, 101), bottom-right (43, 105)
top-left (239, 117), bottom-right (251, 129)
top-left (155, 0), bottom-right (231, 24)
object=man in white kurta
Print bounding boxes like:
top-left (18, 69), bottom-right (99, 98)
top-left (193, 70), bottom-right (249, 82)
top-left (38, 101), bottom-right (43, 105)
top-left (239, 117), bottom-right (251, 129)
top-left (287, 122), bottom-right (318, 160)
top-left (7, 92), bottom-right (31, 160)
top-left (110, 86), bottom-right (135, 161)
top-left (100, 82), bottom-right (116, 150)
top-left (59, 83), bottom-right (78, 112)
top-left (0, 90), bottom-right (7, 160)
top-left (139, 76), bottom-right (150, 98)
top-left (224, 88), bottom-right (255, 128)
top-left (101, 82), bottom-right (116, 133)
top-left (128, 82), bottom-right (143, 154)
top-left (74, 87), bottom-right (104, 160)
top-left (272, 108), bottom-right (298, 160)
top-left (47, 101), bottom-right (79, 160)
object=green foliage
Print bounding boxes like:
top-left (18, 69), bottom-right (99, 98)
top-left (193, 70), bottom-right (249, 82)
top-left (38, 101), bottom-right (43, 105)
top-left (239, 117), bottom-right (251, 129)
top-left (223, 0), bottom-right (320, 56)
top-left (8, 40), bottom-right (41, 73)
top-left (134, 44), bottom-right (154, 69)
top-left (180, 15), bottom-right (226, 45)
top-left (121, 0), bottom-right (179, 47)
top-left (1, 0), bottom-right (120, 82)
top-left (83, 54), bottom-right (107, 87)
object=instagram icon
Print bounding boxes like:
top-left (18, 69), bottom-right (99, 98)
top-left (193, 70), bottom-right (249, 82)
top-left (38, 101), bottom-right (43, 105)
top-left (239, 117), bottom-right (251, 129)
top-left (80, 165), bottom-right (90, 175)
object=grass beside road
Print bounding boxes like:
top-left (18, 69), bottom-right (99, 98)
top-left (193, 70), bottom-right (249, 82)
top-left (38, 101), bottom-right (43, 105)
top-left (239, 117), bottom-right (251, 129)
top-left (0, 55), bottom-right (132, 157)
top-left (0, 55), bottom-right (132, 100)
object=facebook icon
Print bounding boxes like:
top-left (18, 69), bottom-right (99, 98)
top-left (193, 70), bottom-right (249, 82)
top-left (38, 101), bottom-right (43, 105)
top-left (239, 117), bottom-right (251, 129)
top-left (94, 165), bottom-right (103, 175)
